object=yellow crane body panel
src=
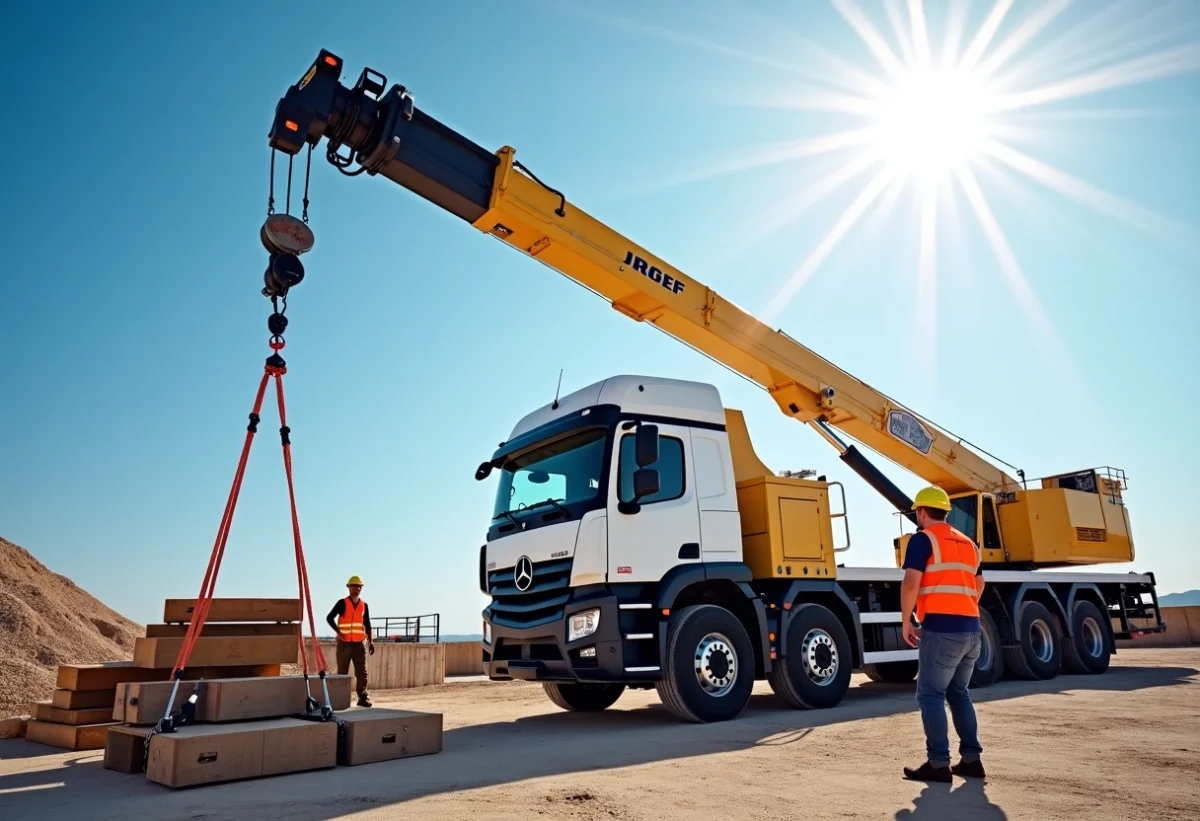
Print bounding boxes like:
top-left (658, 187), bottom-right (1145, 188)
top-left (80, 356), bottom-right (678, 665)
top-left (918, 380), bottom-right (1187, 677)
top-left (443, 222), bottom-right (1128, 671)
top-left (997, 488), bottom-right (1134, 567)
top-left (735, 477), bottom-right (838, 581)
top-left (723, 408), bottom-right (838, 581)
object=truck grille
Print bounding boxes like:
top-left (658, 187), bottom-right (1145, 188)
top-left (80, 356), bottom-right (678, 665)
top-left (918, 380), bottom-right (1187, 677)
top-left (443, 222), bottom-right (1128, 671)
top-left (487, 558), bottom-right (573, 629)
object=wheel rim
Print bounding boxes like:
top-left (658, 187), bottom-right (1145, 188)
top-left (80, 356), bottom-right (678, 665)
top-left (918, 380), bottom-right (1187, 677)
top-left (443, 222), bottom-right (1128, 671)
top-left (977, 628), bottom-right (994, 672)
top-left (1082, 616), bottom-right (1105, 658)
top-left (800, 628), bottom-right (839, 686)
top-left (1030, 619), bottom-right (1054, 663)
top-left (694, 632), bottom-right (737, 697)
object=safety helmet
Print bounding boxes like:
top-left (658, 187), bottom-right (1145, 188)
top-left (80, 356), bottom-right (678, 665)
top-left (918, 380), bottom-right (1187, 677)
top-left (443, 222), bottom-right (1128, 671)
top-left (912, 486), bottom-right (952, 512)
top-left (346, 575), bottom-right (364, 586)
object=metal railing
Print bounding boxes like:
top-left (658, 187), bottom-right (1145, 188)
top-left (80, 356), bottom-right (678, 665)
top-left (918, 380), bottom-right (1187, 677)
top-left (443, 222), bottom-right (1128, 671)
top-left (372, 613), bottom-right (440, 643)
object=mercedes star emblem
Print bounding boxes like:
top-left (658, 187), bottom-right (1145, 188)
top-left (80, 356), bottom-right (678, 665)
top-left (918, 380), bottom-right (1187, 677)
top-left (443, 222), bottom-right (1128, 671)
top-left (514, 556), bottom-right (534, 592)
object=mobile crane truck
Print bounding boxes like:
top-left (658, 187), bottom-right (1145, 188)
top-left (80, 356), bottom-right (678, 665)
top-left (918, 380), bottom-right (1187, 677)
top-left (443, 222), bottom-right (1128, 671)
top-left (267, 51), bottom-right (1165, 722)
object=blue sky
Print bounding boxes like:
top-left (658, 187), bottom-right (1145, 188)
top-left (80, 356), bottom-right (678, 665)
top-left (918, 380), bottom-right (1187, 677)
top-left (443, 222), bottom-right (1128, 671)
top-left (2, 1), bottom-right (1197, 634)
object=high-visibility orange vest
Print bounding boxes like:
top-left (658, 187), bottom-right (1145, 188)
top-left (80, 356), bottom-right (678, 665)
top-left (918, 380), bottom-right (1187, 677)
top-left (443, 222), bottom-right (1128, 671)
top-left (337, 597), bottom-right (366, 642)
top-left (916, 522), bottom-right (982, 622)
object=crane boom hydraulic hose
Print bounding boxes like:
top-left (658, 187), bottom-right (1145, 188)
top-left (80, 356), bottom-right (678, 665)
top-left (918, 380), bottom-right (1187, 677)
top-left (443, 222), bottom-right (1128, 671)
top-left (268, 50), bottom-right (1021, 507)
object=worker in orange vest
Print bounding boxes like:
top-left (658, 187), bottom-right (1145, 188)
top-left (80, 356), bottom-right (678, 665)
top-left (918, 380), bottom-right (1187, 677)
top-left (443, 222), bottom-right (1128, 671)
top-left (899, 487), bottom-right (986, 783)
top-left (326, 574), bottom-right (374, 707)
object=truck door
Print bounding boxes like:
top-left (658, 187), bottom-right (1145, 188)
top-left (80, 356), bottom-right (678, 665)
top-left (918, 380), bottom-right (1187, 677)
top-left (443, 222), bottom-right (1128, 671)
top-left (606, 423), bottom-right (702, 584)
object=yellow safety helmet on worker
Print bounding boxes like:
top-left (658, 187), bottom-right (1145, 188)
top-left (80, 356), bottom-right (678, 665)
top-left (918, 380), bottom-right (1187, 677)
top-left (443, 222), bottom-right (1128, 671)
top-left (346, 575), bottom-right (364, 587)
top-left (911, 486), bottom-right (952, 512)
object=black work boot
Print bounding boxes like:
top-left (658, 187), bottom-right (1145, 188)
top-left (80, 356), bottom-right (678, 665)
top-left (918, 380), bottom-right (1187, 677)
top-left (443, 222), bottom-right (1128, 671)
top-left (903, 761), bottom-right (952, 782)
top-left (357, 694), bottom-right (372, 708)
top-left (951, 758), bottom-right (986, 779)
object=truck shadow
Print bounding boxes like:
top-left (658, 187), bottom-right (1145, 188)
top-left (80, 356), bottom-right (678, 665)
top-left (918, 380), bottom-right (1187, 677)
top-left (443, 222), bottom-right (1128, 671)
top-left (0, 664), bottom-right (1192, 820)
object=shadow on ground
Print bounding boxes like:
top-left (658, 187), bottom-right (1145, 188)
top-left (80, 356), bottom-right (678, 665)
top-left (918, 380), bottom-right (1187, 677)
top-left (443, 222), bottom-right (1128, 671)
top-left (0, 664), bottom-right (1193, 820)
top-left (895, 778), bottom-right (1008, 820)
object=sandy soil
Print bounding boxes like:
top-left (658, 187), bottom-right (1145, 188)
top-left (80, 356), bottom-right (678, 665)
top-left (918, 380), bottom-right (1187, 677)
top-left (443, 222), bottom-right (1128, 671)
top-left (1, 648), bottom-right (1197, 821)
top-left (0, 538), bottom-right (142, 716)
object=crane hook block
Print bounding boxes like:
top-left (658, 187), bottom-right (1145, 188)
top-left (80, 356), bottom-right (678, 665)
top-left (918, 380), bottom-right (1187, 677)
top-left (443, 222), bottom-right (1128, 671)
top-left (262, 253), bottom-right (305, 298)
top-left (261, 213), bottom-right (315, 256)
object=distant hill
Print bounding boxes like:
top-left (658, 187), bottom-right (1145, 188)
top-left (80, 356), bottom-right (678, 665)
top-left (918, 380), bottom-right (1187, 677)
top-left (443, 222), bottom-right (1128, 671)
top-left (1160, 590), bottom-right (1200, 607)
top-left (1, 537), bottom-right (142, 717)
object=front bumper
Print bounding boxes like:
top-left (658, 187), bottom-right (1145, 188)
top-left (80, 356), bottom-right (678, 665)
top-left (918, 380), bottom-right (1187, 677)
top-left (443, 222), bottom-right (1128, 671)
top-left (483, 589), bottom-right (642, 683)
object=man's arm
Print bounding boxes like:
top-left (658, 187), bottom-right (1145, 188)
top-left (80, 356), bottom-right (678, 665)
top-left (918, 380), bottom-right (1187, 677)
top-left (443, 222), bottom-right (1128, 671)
top-left (326, 599), bottom-right (343, 635)
top-left (363, 602), bottom-right (373, 645)
top-left (900, 532), bottom-right (932, 647)
top-left (901, 569), bottom-right (923, 624)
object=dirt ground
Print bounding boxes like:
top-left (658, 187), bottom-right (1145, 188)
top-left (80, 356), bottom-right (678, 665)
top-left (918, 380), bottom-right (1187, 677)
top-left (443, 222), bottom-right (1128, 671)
top-left (1, 648), bottom-right (1196, 820)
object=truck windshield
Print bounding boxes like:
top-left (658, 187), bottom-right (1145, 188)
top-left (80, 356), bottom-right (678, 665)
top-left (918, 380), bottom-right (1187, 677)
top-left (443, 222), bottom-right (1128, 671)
top-left (493, 427), bottom-right (607, 520)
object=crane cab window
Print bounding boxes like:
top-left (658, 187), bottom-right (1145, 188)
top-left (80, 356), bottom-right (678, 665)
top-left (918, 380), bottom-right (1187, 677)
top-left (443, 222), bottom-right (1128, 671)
top-left (618, 434), bottom-right (685, 504)
top-left (947, 495), bottom-right (979, 543)
top-left (981, 497), bottom-right (1001, 552)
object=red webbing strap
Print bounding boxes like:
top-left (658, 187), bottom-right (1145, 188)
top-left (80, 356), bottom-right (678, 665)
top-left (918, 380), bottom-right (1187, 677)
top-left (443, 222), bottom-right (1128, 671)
top-left (171, 372), bottom-right (273, 678)
top-left (270, 367), bottom-right (327, 674)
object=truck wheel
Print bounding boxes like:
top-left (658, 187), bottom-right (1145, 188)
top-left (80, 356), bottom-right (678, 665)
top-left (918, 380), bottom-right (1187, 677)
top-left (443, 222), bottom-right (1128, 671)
top-left (1004, 600), bottom-right (1063, 680)
top-left (862, 661), bottom-right (918, 683)
top-left (655, 604), bottom-right (755, 723)
top-left (1062, 599), bottom-right (1111, 675)
top-left (969, 607), bottom-right (1004, 688)
top-left (767, 603), bottom-right (852, 709)
top-left (543, 682), bottom-right (626, 712)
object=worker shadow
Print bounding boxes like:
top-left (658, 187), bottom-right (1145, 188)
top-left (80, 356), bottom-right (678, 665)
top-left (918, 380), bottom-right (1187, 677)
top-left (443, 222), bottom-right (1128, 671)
top-left (0, 664), bottom-right (1192, 819)
top-left (896, 779), bottom-right (1007, 821)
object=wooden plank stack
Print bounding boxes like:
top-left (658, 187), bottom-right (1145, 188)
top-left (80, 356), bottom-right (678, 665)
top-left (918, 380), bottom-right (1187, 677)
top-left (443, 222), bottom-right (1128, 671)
top-left (24, 595), bottom-right (444, 786)
top-left (24, 597), bottom-right (300, 751)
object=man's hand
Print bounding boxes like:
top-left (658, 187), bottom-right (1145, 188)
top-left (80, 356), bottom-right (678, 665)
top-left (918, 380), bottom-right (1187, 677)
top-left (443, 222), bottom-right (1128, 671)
top-left (368, 639), bottom-right (375, 655)
top-left (903, 621), bottom-right (921, 648)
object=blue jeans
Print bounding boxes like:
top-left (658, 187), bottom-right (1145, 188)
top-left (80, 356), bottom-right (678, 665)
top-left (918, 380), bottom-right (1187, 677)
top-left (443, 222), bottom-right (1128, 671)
top-left (916, 630), bottom-right (983, 768)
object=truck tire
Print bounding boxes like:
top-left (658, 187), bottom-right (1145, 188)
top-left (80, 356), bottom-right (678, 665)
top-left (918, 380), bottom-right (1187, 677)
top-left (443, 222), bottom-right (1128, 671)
top-left (655, 604), bottom-right (755, 723)
top-left (969, 607), bottom-right (1004, 688)
top-left (1004, 600), bottom-right (1063, 680)
top-left (543, 682), bottom-right (626, 712)
top-left (1062, 598), bottom-right (1111, 675)
top-left (862, 661), bottom-right (918, 683)
top-left (767, 603), bottom-right (853, 709)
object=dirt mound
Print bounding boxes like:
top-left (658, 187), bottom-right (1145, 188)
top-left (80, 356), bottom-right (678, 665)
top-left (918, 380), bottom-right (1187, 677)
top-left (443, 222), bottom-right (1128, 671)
top-left (0, 537), bottom-right (142, 716)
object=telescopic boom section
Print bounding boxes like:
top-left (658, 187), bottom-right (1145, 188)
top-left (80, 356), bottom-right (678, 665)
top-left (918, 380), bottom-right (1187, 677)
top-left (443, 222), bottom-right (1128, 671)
top-left (270, 51), bottom-right (1021, 505)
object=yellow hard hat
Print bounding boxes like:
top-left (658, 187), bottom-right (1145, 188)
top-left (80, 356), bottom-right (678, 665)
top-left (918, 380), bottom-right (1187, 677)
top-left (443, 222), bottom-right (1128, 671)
top-left (912, 486), bottom-right (952, 512)
top-left (346, 575), bottom-right (364, 586)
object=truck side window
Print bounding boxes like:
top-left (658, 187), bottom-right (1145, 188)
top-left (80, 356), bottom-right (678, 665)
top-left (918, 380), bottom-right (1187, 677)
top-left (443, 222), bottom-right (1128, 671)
top-left (618, 434), bottom-right (685, 504)
top-left (982, 497), bottom-right (1002, 552)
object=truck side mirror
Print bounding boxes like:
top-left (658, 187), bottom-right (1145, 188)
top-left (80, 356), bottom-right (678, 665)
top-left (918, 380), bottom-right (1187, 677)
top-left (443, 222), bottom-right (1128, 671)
top-left (619, 467), bottom-right (661, 515)
top-left (475, 461), bottom-right (493, 481)
top-left (635, 423), bottom-right (659, 468)
top-left (634, 468), bottom-right (660, 499)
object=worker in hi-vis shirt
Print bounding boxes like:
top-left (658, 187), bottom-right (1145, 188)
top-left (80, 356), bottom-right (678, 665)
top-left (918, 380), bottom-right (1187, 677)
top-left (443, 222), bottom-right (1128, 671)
top-left (899, 487), bottom-right (987, 783)
top-left (327, 574), bottom-right (374, 707)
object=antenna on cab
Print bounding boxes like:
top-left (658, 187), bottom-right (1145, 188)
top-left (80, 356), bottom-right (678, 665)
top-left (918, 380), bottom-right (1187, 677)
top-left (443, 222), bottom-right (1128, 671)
top-left (551, 369), bottom-right (564, 410)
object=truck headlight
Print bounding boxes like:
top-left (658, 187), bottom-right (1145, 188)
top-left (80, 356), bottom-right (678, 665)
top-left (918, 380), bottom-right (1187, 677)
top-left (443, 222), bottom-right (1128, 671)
top-left (568, 608), bottom-right (600, 642)
top-left (483, 619), bottom-right (491, 645)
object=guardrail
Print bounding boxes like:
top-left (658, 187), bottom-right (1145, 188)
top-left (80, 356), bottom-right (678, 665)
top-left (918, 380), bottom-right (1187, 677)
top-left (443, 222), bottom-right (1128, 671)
top-left (372, 613), bottom-right (440, 643)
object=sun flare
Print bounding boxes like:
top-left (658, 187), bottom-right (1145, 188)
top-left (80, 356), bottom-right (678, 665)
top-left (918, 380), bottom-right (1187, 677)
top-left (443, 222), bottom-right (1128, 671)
top-left (870, 65), bottom-right (996, 185)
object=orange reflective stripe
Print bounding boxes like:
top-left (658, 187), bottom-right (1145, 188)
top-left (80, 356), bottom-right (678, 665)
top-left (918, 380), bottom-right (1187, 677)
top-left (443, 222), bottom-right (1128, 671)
top-left (926, 562), bottom-right (978, 574)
